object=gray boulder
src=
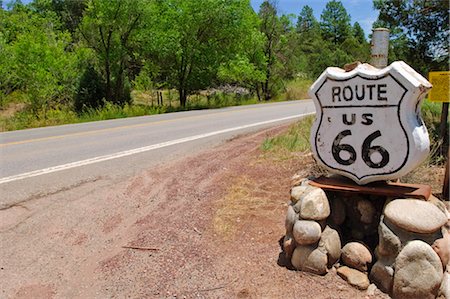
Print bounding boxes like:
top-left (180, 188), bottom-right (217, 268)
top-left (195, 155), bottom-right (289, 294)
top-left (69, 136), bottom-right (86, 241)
top-left (384, 199), bottom-right (447, 234)
top-left (393, 240), bottom-right (443, 299)
top-left (293, 220), bottom-right (322, 245)
top-left (298, 187), bottom-right (330, 221)
top-left (291, 245), bottom-right (328, 275)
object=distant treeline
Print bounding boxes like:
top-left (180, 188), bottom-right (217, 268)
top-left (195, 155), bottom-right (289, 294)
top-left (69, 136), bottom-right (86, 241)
top-left (0, 0), bottom-right (447, 117)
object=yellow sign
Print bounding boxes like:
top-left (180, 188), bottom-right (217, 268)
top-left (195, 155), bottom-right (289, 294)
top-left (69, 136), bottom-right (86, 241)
top-left (428, 71), bottom-right (449, 102)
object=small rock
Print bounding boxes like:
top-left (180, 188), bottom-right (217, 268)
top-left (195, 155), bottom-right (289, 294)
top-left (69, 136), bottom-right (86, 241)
top-left (298, 187), bottom-right (330, 221)
top-left (291, 245), bottom-right (328, 275)
top-left (393, 240), bottom-right (443, 299)
top-left (432, 234), bottom-right (450, 269)
top-left (318, 226), bottom-right (341, 267)
top-left (285, 205), bottom-right (298, 235)
top-left (384, 199), bottom-right (447, 234)
top-left (439, 272), bottom-right (450, 299)
top-left (337, 266), bottom-right (370, 290)
top-left (357, 199), bottom-right (375, 224)
top-left (330, 196), bottom-right (346, 225)
top-left (341, 242), bottom-right (372, 272)
top-left (369, 260), bottom-right (394, 294)
top-left (293, 220), bottom-right (322, 245)
top-left (378, 218), bottom-right (401, 258)
top-left (290, 185), bottom-right (310, 205)
top-left (366, 283), bottom-right (377, 296)
top-left (283, 234), bottom-right (295, 259)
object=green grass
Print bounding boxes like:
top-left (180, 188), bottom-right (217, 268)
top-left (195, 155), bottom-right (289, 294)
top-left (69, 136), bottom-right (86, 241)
top-left (421, 99), bottom-right (448, 165)
top-left (261, 115), bottom-right (314, 153)
top-left (279, 77), bottom-right (312, 101)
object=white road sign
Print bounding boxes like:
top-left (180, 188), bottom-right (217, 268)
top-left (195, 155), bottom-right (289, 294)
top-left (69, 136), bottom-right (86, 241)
top-left (309, 62), bottom-right (432, 185)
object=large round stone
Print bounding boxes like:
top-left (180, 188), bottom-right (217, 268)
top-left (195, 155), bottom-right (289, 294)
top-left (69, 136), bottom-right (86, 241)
top-left (298, 187), bottom-right (330, 221)
top-left (393, 240), bottom-right (443, 299)
top-left (318, 226), bottom-right (341, 267)
top-left (384, 199), bottom-right (447, 234)
top-left (341, 242), bottom-right (372, 272)
top-left (291, 245), bottom-right (328, 275)
top-left (337, 266), bottom-right (370, 290)
top-left (285, 205), bottom-right (298, 235)
top-left (293, 220), bottom-right (322, 245)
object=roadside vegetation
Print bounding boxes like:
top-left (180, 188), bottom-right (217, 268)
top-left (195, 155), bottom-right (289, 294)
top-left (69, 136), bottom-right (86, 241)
top-left (0, 0), bottom-right (447, 132)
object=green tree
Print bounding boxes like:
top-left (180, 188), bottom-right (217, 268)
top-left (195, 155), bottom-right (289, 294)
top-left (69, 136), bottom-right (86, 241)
top-left (32, 0), bottom-right (87, 34)
top-left (79, 0), bottom-right (145, 105)
top-left (258, 0), bottom-right (292, 101)
top-left (353, 22), bottom-right (365, 43)
top-left (0, 3), bottom-right (78, 115)
top-left (320, 0), bottom-right (352, 45)
top-left (373, 0), bottom-right (449, 74)
top-left (148, 0), bottom-right (258, 107)
top-left (296, 5), bottom-right (319, 35)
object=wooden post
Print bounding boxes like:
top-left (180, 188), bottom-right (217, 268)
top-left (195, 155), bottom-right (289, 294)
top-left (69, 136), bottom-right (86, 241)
top-left (439, 102), bottom-right (449, 153)
top-left (443, 149), bottom-right (449, 200)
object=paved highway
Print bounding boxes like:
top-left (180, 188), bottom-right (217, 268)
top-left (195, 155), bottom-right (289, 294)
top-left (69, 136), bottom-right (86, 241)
top-left (0, 100), bottom-right (314, 207)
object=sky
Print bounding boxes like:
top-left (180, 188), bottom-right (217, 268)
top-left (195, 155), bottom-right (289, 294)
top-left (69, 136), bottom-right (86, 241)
top-left (250, 0), bottom-right (379, 37)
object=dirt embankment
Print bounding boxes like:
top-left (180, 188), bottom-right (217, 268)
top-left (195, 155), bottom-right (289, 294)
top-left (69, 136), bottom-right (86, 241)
top-left (2, 125), bottom-right (396, 298)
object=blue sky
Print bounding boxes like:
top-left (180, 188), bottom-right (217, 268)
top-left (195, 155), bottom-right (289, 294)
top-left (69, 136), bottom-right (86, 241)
top-left (250, 0), bottom-right (379, 37)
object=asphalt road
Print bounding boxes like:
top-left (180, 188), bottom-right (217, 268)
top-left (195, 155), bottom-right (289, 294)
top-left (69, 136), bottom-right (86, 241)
top-left (0, 100), bottom-right (314, 207)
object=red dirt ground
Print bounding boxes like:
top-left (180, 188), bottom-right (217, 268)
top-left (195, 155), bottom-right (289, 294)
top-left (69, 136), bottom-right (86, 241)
top-left (1, 124), bottom-right (391, 298)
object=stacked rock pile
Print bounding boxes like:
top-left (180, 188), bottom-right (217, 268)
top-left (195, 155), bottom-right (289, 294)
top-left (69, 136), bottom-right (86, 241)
top-left (284, 176), bottom-right (450, 298)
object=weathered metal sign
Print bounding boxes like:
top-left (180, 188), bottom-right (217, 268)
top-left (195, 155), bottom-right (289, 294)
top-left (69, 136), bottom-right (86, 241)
top-left (428, 71), bottom-right (449, 102)
top-left (309, 61), bottom-right (432, 185)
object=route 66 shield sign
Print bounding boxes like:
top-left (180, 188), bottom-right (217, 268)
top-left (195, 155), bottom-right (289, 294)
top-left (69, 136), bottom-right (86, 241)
top-left (309, 61), bottom-right (432, 185)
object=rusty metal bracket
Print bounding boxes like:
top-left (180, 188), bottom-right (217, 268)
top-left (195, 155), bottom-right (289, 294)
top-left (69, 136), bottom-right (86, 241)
top-left (309, 176), bottom-right (431, 200)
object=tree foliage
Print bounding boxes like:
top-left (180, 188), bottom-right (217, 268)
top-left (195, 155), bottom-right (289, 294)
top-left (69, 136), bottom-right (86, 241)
top-left (320, 0), bottom-right (351, 44)
top-left (0, 0), bottom-right (441, 121)
top-left (373, 0), bottom-right (449, 74)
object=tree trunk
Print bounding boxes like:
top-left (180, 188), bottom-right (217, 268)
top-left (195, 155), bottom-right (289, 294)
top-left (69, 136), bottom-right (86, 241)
top-left (179, 88), bottom-right (187, 108)
top-left (105, 58), bottom-right (112, 102)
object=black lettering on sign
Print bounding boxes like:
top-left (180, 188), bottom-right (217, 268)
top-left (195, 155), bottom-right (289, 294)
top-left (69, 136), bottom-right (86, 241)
top-left (343, 86), bottom-right (353, 101)
top-left (367, 84), bottom-right (375, 100)
top-left (330, 84), bottom-right (389, 102)
top-left (332, 130), bottom-right (390, 168)
top-left (361, 113), bottom-right (373, 125)
top-left (342, 114), bottom-right (356, 125)
top-left (362, 130), bottom-right (390, 168)
top-left (332, 130), bottom-right (357, 166)
top-left (355, 85), bottom-right (365, 100)
top-left (332, 87), bottom-right (341, 102)
top-left (378, 84), bottom-right (387, 101)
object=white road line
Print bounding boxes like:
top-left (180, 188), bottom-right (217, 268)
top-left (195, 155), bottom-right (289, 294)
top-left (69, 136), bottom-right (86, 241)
top-left (0, 113), bottom-right (314, 184)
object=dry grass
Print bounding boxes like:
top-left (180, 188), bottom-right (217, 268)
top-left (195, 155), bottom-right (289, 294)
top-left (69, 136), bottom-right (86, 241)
top-left (212, 176), bottom-right (264, 239)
